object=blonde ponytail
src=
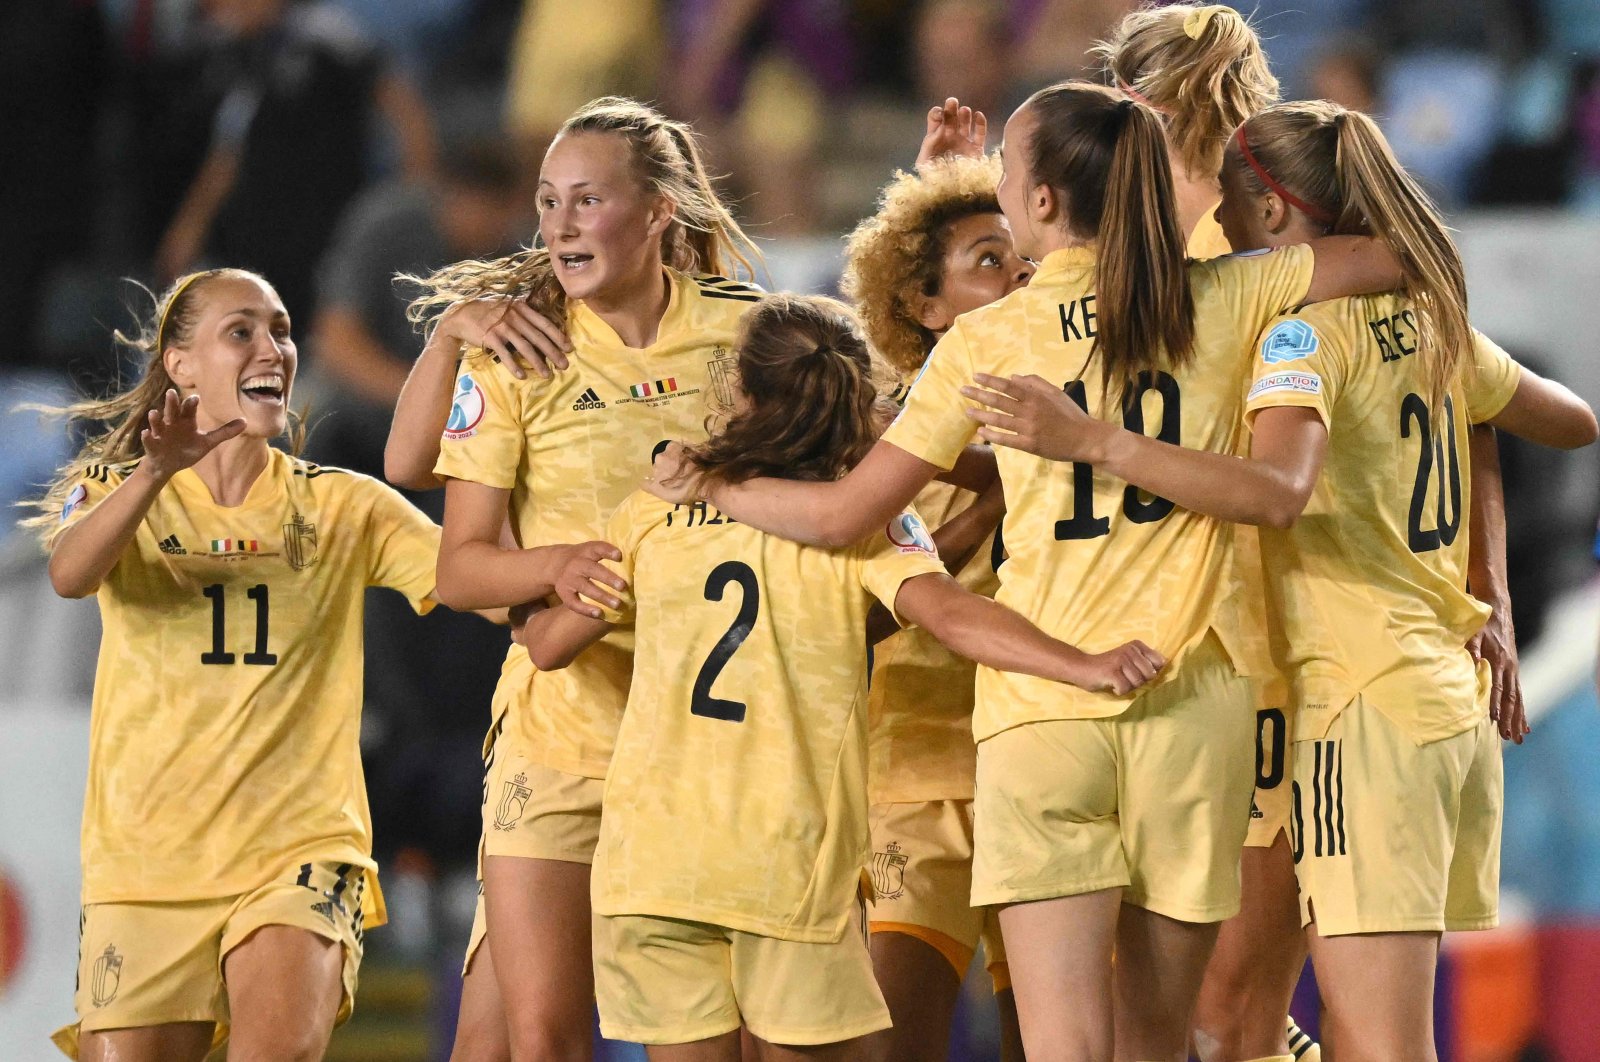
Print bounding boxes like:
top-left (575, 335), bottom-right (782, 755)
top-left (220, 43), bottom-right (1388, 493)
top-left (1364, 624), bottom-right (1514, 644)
top-left (1096, 2), bottom-right (1279, 179)
top-left (1228, 102), bottom-right (1471, 413)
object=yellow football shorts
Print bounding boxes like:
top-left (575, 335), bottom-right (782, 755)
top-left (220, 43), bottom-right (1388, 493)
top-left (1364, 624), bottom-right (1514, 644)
top-left (1246, 702), bottom-right (1295, 848)
top-left (479, 715), bottom-right (604, 864)
top-left (866, 799), bottom-right (1008, 988)
top-left (1293, 693), bottom-right (1501, 936)
top-left (972, 631), bottom-right (1255, 922)
top-left (592, 902), bottom-right (891, 1046)
top-left (52, 861), bottom-right (368, 1059)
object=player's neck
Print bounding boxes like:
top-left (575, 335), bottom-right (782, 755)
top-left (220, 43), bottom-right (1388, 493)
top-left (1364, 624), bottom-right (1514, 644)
top-left (189, 436), bottom-right (273, 508)
top-left (584, 264), bottom-right (670, 348)
top-left (1170, 155), bottom-right (1223, 242)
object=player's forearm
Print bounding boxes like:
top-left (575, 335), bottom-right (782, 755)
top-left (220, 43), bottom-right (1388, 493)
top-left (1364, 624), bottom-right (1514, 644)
top-left (524, 605), bottom-right (612, 671)
top-left (924, 593), bottom-right (1089, 685)
top-left (385, 332), bottom-right (460, 489)
top-left (1098, 429), bottom-right (1308, 529)
top-left (435, 540), bottom-right (569, 611)
top-left (930, 480), bottom-right (1004, 576)
top-left (937, 444), bottom-right (1000, 493)
top-left (1466, 425), bottom-right (1509, 607)
top-left (49, 466), bottom-right (168, 598)
top-left (706, 476), bottom-right (883, 549)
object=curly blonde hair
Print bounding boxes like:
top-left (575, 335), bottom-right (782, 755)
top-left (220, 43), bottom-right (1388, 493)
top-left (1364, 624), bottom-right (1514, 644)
top-left (1095, 3), bottom-right (1279, 180)
top-left (840, 154), bottom-right (1003, 376)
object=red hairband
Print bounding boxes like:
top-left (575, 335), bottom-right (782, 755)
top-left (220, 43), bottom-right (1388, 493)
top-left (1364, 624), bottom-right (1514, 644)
top-left (1234, 126), bottom-right (1334, 225)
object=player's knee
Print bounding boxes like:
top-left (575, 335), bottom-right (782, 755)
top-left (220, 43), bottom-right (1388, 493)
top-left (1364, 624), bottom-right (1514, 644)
top-left (507, 1022), bottom-right (592, 1062)
top-left (228, 1020), bottom-right (333, 1062)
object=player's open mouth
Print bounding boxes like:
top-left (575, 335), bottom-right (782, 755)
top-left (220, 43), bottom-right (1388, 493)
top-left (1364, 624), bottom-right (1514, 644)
top-left (240, 373), bottom-right (286, 404)
top-left (558, 254), bottom-right (594, 272)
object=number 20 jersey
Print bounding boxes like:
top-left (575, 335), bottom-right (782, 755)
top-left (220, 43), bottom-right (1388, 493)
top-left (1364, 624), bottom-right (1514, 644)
top-left (1244, 298), bottom-right (1521, 745)
top-left (592, 491), bottom-right (945, 942)
top-left (54, 449), bottom-right (439, 908)
top-left (882, 243), bottom-right (1316, 740)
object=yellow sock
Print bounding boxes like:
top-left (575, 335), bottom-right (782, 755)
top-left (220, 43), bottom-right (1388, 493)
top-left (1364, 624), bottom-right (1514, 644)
top-left (1287, 1015), bottom-right (1322, 1062)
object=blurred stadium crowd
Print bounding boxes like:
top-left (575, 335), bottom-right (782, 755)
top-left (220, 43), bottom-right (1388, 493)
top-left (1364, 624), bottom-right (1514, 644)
top-left (4, 1), bottom-right (1600, 1058)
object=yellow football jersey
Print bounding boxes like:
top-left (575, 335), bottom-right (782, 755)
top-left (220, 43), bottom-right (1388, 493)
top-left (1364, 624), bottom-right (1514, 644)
top-left (882, 243), bottom-right (1315, 740)
top-left (1183, 208), bottom-right (1288, 702)
top-left (434, 269), bottom-right (757, 777)
top-left (1244, 301), bottom-right (1521, 745)
top-left (57, 448), bottom-right (438, 911)
top-left (867, 478), bottom-right (999, 804)
top-left (590, 491), bottom-right (946, 942)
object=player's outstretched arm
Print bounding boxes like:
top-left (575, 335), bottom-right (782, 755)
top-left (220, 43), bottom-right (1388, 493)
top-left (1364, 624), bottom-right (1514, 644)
top-left (523, 604), bottom-right (612, 671)
top-left (1301, 235), bottom-right (1403, 305)
top-left (964, 374), bottom-right (1329, 528)
top-left (648, 441), bottom-right (940, 550)
top-left (1486, 367), bottom-right (1598, 450)
top-left (893, 572), bottom-right (1166, 695)
top-left (50, 391), bottom-right (245, 598)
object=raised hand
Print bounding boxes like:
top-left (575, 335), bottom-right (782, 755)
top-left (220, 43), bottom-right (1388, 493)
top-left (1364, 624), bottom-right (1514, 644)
top-left (553, 540), bottom-right (628, 619)
top-left (1072, 640), bottom-right (1166, 695)
top-left (916, 97), bottom-right (989, 168)
top-left (437, 296), bottom-right (573, 380)
top-left (643, 441), bottom-right (705, 505)
top-left (141, 390), bottom-right (246, 481)
top-left (963, 373), bottom-right (1113, 464)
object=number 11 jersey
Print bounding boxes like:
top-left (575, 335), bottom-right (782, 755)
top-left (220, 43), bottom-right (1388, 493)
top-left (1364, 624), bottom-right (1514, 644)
top-left (54, 449), bottom-right (439, 907)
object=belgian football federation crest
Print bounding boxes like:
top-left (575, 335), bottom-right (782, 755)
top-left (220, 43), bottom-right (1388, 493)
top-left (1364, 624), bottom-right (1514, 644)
top-left (90, 943), bottom-right (123, 1007)
top-left (283, 512), bottom-right (318, 571)
top-left (707, 347), bottom-right (739, 412)
top-left (870, 841), bottom-right (908, 900)
top-left (494, 771), bottom-right (532, 831)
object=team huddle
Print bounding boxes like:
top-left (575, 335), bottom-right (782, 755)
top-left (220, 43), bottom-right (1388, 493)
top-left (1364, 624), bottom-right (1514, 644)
top-left (34, 4), bottom-right (1600, 1062)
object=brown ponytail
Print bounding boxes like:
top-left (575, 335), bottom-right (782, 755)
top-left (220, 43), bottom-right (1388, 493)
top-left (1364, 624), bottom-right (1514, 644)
top-left (685, 295), bottom-right (885, 485)
top-left (1096, 2), bottom-right (1280, 179)
top-left (405, 97), bottom-right (763, 329)
top-left (1226, 101), bottom-right (1471, 413)
top-left (1024, 81), bottom-right (1194, 397)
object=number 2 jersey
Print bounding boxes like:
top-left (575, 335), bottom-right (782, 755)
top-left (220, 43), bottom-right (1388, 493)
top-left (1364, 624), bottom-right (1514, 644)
top-left (53, 449), bottom-right (439, 909)
top-left (434, 269), bottom-right (756, 778)
top-left (882, 243), bottom-right (1316, 740)
top-left (592, 491), bottom-right (946, 942)
top-left (1244, 299), bottom-right (1521, 744)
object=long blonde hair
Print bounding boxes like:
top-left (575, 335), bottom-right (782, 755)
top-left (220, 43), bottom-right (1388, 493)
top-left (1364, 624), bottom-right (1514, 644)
top-left (1025, 81), bottom-right (1194, 398)
top-left (24, 269), bottom-right (304, 538)
top-left (405, 97), bottom-right (763, 328)
top-left (1095, 2), bottom-right (1279, 180)
top-left (1227, 101), bottom-right (1471, 412)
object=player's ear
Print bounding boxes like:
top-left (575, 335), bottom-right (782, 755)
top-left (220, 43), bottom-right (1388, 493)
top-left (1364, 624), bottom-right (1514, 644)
top-left (914, 293), bottom-right (954, 334)
top-left (1262, 190), bottom-right (1293, 236)
top-left (646, 193), bottom-right (677, 240)
top-left (1031, 182), bottom-right (1059, 227)
top-left (163, 345), bottom-right (194, 390)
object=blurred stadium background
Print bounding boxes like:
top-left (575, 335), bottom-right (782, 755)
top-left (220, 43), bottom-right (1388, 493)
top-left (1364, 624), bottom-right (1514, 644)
top-left (2, 1), bottom-right (1599, 1059)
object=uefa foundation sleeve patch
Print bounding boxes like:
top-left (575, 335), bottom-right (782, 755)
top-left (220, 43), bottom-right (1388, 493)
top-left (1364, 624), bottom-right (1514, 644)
top-left (1249, 371), bottom-right (1323, 401)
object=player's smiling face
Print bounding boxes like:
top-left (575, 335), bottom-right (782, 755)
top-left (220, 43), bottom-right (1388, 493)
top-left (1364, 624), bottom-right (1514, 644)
top-left (164, 275), bottom-right (296, 438)
top-left (538, 131), bottom-right (672, 304)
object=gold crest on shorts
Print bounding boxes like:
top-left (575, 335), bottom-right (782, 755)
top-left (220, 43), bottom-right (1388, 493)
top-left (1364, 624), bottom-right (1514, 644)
top-left (870, 842), bottom-right (908, 900)
top-left (90, 943), bottom-right (123, 1007)
top-left (494, 772), bottom-right (533, 831)
top-left (282, 513), bottom-right (319, 571)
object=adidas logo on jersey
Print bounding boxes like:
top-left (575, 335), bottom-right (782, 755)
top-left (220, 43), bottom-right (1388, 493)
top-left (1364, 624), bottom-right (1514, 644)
top-left (158, 535), bottom-right (187, 555)
top-left (572, 387), bottom-right (607, 411)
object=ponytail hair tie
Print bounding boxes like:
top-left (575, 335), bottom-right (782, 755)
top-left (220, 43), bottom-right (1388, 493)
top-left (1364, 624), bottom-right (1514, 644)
top-left (1118, 80), bottom-right (1162, 113)
top-left (1234, 126), bottom-right (1335, 225)
top-left (1183, 5), bottom-right (1224, 39)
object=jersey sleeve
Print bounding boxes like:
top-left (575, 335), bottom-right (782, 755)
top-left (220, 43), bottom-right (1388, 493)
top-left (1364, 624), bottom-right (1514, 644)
top-left (45, 462), bottom-right (128, 548)
top-left (1207, 245), bottom-right (1317, 343)
top-left (1243, 312), bottom-right (1347, 429)
top-left (857, 507), bottom-right (948, 626)
top-left (879, 323), bottom-right (979, 470)
top-left (1462, 330), bottom-right (1523, 424)
top-left (593, 493), bottom-right (657, 625)
top-left (433, 350), bottom-right (525, 489)
top-left (360, 476), bottom-right (441, 614)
